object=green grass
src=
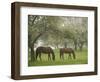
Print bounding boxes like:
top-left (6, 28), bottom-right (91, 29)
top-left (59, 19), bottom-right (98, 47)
top-left (28, 48), bottom-right (88, 66)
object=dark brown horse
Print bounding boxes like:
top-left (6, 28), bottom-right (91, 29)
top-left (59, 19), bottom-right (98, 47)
top-left (60, 48), bottom-right (76, 59)
top-left (36, 46), bottom-right (55, 61)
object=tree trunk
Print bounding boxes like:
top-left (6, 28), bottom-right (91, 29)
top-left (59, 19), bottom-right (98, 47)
top-left (74, 41), bottom-right (77, 50)
top-left (79, 42), bottom-right (84, 51)
top-left (30, 33), bottom-right (44, 62)
top-left (30, 45), bottom-right (35, 62)
top-left (64, 42), bottom-right (67, 48)
top-left (79, 45), bottom-right (82, 51)
top-left (55, 44), bottom-right (59, 49)
top-left (74, 45), bottom-right (77, 50)
top-left (57, 45), bottom-right (59, 49)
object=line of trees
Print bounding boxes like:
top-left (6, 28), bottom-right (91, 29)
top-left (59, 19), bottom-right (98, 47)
top-left (28, 15), bottom-right (88, 61)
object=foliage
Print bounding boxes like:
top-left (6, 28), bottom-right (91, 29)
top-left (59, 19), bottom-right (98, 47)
top-left (28, 15), bottom-right (88, 61)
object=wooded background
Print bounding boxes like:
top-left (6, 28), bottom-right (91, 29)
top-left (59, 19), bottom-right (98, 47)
top-left (28, 15), bottom-right (88, 62)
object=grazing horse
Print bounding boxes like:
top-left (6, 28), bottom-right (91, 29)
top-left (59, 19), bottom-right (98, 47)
top-left (36, 46), bottom-right (55, 61)
top-left (60, 48), bottom-right (76, 59)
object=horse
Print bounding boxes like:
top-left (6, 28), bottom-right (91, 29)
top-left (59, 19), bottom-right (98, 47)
top-left (36, 46), bottom-right (55, 61)
top-left (60, 48), bottom-right (76, 60)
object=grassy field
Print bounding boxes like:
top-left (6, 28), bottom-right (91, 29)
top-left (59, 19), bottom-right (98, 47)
top-left (28, 48), bottom-right (88, 66)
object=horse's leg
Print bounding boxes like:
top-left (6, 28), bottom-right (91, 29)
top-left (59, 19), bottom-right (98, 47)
top-left (60, 51), bottom-right (62, 59)
top-left (39, 53), bottom-right (42, 61)
top-left (50, 54), bottom-right (51, 60)
top-left (48, 54), bottom-right (50, 61)
top-left (62, 53), bottom-right (64, 60)
top-left (36, 52), bottom-right (38, 61)
top-left (48, 54), bottom-right (49, 61)
top-left (73, 51), bottom-right (76, 59)
top-left (60, 51), bottom-right (63, 60)
top-left (68, 53), bottom-right (71, 59)
top-left (51, 51), bottom-right (55, 61)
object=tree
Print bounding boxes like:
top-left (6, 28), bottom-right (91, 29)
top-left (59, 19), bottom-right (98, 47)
top-left (28, 15), bottom-right (48, 61)
top-left (28, 15), bottom-right (88, 62)
top-left (62, 17), bottom-right (88, 50)
top-left (28, 16), bottom-right (64, 61)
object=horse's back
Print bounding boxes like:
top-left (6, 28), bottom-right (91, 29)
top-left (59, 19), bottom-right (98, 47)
top-left (60, 48), bottom-right (74, 53)
top-left (36, 46), bottom-right (53, 53)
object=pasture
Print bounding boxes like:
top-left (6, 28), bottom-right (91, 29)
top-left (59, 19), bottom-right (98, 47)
top-left (28, 15), bottom-right (88, 67)
top-left (28, 48), bottom-right (88, 66)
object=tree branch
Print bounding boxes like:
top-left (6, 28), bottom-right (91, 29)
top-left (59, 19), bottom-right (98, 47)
top-left (29, 16), bottom-right (38, 27)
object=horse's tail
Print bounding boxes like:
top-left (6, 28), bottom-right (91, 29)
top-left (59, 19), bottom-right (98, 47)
top-left (72, 51), bottom-right (76, 59)
top-left (52, 50), bottom-right (55, 61)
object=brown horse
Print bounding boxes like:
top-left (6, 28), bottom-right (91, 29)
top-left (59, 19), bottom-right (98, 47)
top-left (60, 48), bottom-right (76, 59)
top-left (36, 46), bottom-right (55, 61)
